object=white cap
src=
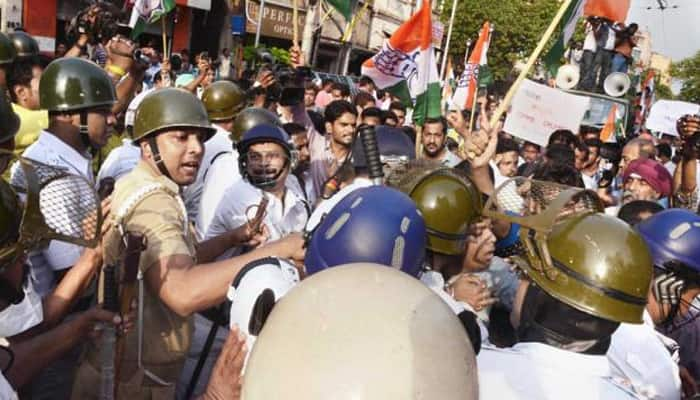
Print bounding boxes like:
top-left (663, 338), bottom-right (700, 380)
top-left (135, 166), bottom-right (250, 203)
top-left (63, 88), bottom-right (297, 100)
top-left (242, 264), bottom-right (478, 400)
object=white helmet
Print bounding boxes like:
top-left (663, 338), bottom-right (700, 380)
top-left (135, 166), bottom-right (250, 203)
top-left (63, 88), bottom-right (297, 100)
top-left (242, 263), bottom-right (478, 400)
top-left (227, 257), bottom-right (300, 360)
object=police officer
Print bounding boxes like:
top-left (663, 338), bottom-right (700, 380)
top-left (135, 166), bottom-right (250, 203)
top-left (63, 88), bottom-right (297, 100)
top-left (241, 264), bottom-right (479, 400)
top-left (0, 95), bottom-right (21, 173)
top-left (0, 32), bottom-right (15, 88)
top-left (637, 209), bottom-right (700, 392)
top-left (71, 88), bottom-right (303, 399)
top-left (478, 210), bottom-right (653, 399)
top-left (183, 80), bottom-right (246, 225)
top-left (0, 169), bottom-right (122, 398)
top-left (195, 107), bottom-right (281, 236)
top-left (205, 123), bottom-right (309, 252)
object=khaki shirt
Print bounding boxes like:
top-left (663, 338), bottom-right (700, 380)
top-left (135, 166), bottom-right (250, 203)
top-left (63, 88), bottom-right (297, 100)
top-left (88, 160), bottom-right (195, 380)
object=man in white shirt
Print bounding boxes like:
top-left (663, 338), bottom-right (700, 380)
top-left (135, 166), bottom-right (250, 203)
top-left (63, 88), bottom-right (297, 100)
top-left (195, 107), bottom-right (281, 238)
top-left (478, 212), bottom-right (652, 399)
top-left (182, 80), bottom-right (245, 227)
top-left (205, 124), bottom-right (309, 256)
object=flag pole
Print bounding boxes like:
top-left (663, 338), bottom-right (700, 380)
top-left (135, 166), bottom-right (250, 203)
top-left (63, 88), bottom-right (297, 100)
top-left (468, 24), bottom-right (492, 132)
top-left (463, 38), bottom-right (472, 65)
top-left (293, 0), bottom-right (299, 46)
top-left (439, 0), bottom-right (458, 81)
top-left (489, 0), bottom-right (573, 127)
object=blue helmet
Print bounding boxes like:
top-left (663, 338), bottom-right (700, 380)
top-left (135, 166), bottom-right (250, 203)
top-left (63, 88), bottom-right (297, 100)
top-left (305, 186), bottom-right (427, 277)
top-left (636, 209), bottom-right (700, 274)
top-left (237, 124), bottom-right (295, 189)
top-left (350, 125), bottom-right (415, 169)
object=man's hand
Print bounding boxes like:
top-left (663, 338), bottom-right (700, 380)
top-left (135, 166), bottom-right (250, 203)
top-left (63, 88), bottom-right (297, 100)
top-left (255, 70), bottom-right (276, 89)
top-left (677, 114), bottom-right (700, 139)
top-left (462, 103), bottom-right (500, 168)
top-left (289, 44), bottom-right (305, 69)
top-left (200, 325), bottom-right (247, 400)
top-left (231, 223), bottom-right (270, 248)
top-left (80, 306), bottom-right (133, 340)
top-left (197, 57), bottom-right (211, 79)
top-left (268, 233), bottom-right (306, 265)
top-left (448, 274), bottom-right (496, 312)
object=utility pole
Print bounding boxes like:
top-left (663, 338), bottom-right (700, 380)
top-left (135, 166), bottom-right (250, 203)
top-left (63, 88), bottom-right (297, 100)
top-left (254, 0), bottom-right (266, 47)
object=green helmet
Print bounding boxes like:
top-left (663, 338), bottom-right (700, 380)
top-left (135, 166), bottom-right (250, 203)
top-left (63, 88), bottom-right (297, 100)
top-left (201, 81), bottom-right (246, 122)
top-left (133, 87), bottom-right (216, 142)
top-left (390, 164), bottom-right (482, 256)
top-left (524, 213), bottom-right (652, 324)
top-left (0, 93), bottom-right (20, 144)
top-left (39, 57), bottom-right (117, 112)
top-left (0, 32), bottom-right (16, 65)
top-left (9, 31), bottom-right (39, 59)
top-left (0, 179), bottom-right (22, 268)
top-left (231, 107), bottom-right (281, 141)
top-left (482, 177), bottom-right (648, 323)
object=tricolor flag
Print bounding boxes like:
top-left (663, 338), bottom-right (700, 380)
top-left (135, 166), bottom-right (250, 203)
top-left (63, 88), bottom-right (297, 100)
top-left (361, 0), bottom-right (441, 126)
top-left (640, 70), bottom-right (655, 119)
top-left (129, 0), bottom-right (176, 39)
top-left (441, 57), bottom-right (455, 109)
top-left (451, 22), bottom-right (491, 111)
top-left (583, 0), bottom-right (631, 23)
top-left (543, 0), bottom-right (586, 76)
top-left (600, 104), bottom-right (624, 143)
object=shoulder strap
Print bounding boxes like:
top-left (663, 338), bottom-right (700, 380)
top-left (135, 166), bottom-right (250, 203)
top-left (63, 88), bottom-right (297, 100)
top-left (202, 151), bottom-right (231, 183)
top-left (114, 183), bottom-right (188, 237)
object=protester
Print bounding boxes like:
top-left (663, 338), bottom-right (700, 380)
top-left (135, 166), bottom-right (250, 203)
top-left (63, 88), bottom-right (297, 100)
top-left (421, 117), bottom-right (462, 167)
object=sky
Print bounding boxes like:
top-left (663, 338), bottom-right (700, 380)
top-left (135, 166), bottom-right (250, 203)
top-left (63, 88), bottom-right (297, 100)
top-left (627, 0), bottom-right (700, 62)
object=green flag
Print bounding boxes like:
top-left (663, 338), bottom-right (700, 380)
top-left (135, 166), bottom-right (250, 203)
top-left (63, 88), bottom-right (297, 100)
top-left (326, 0), bottom-right (356, 22)
top-left (543, 0), bottom-right (585, 77)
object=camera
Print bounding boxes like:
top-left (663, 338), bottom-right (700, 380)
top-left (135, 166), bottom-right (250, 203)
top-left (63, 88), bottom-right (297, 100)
top-left (133, 49), bottom-right (151, 66)
top-left (256, 48), bottom-right (312, 107)
top-left (66, 2), bottom-right (124, 45)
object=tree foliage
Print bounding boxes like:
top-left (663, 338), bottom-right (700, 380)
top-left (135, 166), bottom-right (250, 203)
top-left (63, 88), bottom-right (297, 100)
top-left (442, 0), bottom-right (561, 83)
top-left (671, 50), bottom-right (700, 104)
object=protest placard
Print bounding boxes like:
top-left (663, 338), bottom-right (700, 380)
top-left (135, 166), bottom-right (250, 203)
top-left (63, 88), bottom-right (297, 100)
top-left (646, 100), bottom-right (700, 136)
top-left (503, 79), bottom-right (590, 146)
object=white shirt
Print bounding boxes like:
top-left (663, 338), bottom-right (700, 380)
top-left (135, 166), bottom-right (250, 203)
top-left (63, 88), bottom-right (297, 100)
top-left (582, 172), bottom-right (598, 190)
top-left (96, 138), bottom-right (141, 183)
top-left (584, 22), bottom-right (598, 52)
top-left (205, 177), bottom-right (309, 259)
top-left (478, 342), bottom-right (637, 399)
top-left (183, 125), bottom-right (240, 223)
top-left (608, 311), bottom-right (681, 400)
top-left (440, 149), bottom-right (462, 167)
top-left (195, 151), bottom-right (241, 238)
top-left (663, 161), bottom-right (675, 177)
top-left (0, 371), bottom-right (17, 400)
top-left (10, 131), bottom-right (92, 297)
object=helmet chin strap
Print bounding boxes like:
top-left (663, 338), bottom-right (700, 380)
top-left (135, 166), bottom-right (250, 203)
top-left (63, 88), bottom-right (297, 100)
top-left (147, 136), bottom-right (174, 181)
top-left (79, 111), bottom-right (94, 155)
top-left (249, 159), bottom-right (289, 190)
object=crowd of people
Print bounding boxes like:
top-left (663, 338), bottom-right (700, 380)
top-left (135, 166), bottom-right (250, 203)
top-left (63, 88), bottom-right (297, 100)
top-left (0, 15), bottom-right (699, 400)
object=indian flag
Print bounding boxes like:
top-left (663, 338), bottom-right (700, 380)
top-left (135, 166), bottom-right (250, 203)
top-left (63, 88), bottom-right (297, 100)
top-left (451, 21), bottom-right (491, 111)
top-left (600, 104), bottom-right (624, 143)
top-left (361, 0), bottom-right (441, 126)
top-left (543, 0), bottom-right (585, 76)
top-left (129, 0), bottom-right (176, 39)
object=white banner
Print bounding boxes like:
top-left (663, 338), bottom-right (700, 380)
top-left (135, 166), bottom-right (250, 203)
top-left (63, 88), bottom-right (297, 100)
top-left (503, 80), bottom-right (590, 146)
top-left (646, 100), bottom-right (700, 136)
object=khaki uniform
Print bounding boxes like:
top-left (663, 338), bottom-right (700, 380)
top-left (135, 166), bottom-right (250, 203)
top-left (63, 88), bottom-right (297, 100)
top-left (72, 161), bottom-right (196, 400)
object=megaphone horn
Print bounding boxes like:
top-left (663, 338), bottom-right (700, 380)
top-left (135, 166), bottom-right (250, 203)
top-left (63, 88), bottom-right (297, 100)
top-left (603, 72), bottom-right (631, 97)
top-left (555, 65), bottom-right (580, 90)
